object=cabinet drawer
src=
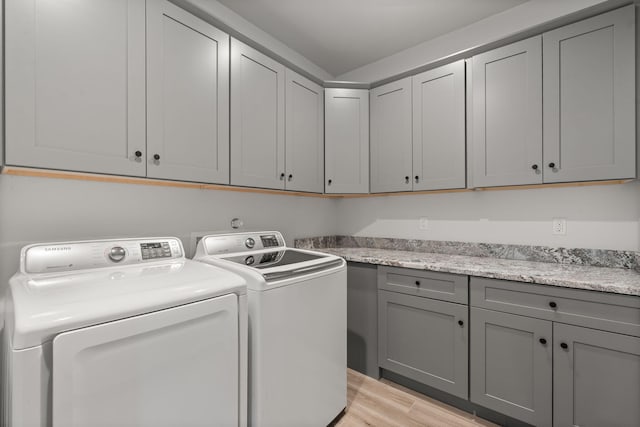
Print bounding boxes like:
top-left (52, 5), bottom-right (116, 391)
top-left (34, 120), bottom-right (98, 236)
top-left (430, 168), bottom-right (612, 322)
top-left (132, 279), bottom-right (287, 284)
top-left (471, 277), bottom-right (640, 337)
top-left (378, 266), bottom-right (468, 304)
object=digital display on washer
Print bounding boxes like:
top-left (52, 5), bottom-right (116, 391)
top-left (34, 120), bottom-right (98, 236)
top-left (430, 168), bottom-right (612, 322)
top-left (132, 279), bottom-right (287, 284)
top-left (260, 235), bottom-right (279, 248)
top-left (140, 242), bottom-right (172, 260)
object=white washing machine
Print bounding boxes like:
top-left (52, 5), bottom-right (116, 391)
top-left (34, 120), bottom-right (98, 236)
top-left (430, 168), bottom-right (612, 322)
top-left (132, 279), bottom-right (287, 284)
top-left (193, 231), bottom-right (346, 427)
top-left (2, 237), bottom-right (248, 427)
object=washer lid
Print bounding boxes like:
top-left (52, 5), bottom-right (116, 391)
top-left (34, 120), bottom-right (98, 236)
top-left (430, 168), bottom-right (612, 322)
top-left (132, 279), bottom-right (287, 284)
top-left (8, 238), bottom-right (246, 350)
top-left (220, 249), bottom-right (344, 282)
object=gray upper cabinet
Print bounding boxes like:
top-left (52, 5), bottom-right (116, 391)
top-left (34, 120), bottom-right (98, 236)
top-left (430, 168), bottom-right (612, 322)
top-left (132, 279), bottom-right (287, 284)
top-left (285, 70), bottom-right (324, 193)
top-left (543, 6), bottom-right (636, 183)
top-left (471, 36), bottom-right (543, 187)
top-left (147, 1), bottom-right (229, 184)
top-left (325, 88), bottom-right (369, 194)
top-left (470, 307), bottom-right (552, 427)
top-left (230, 39), bottom-right (286, 190)
top-left (412, 60), bottom-right (466, 191)
top-left (553, 323), bottom-right (640, 427)
top-left (370, 78), bottom-right (413, 193)
top-left (370, 61), bottom-right (466, 194)
top-left (5, 0), bottom-right (146, 176)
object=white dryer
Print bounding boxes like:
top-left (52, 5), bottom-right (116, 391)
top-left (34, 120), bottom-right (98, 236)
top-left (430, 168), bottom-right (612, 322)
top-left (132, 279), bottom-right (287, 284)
top-left (2, 237), bottom-right (248, 427)
top-left (193, 231), bottom-right (347, 427)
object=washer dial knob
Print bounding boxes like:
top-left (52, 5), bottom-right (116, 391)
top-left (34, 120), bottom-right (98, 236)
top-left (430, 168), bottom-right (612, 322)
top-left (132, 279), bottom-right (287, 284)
top-left (245, 256), bottom-right (255, 265)
top-left (245, 238), bottom-right (256, 249)
top-left (108, 246), bottom-right (126, 263)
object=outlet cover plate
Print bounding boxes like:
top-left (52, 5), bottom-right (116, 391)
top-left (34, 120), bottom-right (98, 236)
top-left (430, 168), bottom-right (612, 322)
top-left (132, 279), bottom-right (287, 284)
top-left (552, 218), bottom-right (567, 235)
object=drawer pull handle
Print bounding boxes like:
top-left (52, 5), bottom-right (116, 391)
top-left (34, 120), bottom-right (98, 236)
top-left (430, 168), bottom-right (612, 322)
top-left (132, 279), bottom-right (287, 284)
top-left (560, 342), bottom-right (569, 350)
top-left (458, 320), bottom-right (464, 327)
top-left (415, 280), bottom-right (421, 287)
top-left (539, 338), bottom-right (547, 345)
top-left (549, 301), bottom-right (557, 309)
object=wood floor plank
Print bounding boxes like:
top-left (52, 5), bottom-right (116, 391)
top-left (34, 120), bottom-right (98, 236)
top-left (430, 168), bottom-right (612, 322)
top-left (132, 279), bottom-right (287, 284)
top-left (335, 369), bottom-right (498, 427)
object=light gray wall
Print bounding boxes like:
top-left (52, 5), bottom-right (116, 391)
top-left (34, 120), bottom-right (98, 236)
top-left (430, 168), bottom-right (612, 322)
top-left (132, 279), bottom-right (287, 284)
top-left (0, 174), bottom-right (338, 287)
top-left (335, 181), bottom-right (640, 251)
top-left (337, 0), bottom-right (622, 83)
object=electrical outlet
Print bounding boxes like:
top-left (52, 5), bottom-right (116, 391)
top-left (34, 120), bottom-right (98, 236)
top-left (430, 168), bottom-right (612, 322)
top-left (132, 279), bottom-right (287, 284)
top-left (419, 217), bottom-right (428, 230)
top-left (552, 218), bottom-right (567, 235)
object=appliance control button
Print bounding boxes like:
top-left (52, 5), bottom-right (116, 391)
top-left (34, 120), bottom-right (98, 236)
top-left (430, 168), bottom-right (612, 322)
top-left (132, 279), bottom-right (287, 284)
top-left (109, 246), bottom-right (126, 262)
top-left (245, 238), bottom-right (256, 249)
top-left (245, 256), bottom-right (255, 265)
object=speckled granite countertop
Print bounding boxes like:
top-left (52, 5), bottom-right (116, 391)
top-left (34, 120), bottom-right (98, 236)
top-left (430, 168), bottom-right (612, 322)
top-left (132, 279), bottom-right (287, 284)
top-left (316, 247), bottom-right (640, 296)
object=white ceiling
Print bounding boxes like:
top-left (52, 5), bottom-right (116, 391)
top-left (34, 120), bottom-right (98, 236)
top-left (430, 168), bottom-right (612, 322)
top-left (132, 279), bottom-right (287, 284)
top-left (216, 0), bottom-right (528, 77)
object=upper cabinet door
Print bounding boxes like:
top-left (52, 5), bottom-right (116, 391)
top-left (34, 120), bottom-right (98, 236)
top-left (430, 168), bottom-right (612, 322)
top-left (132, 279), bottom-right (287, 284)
top-left (412, 61), bottom-right (466, 191)
top-left (370, 77), bottom-right (413, 193)
top-left (325, 88), bottom-right (369, 194)
top-left (543, 6), bottom-right (635, 183)
top-left (285, 70), bottom-right (324, 193)
top-left (230, 39), bottom-right (286, 190)
top-left (5, 0), bottom-right (146, 176)
top-left (472, 37), bottom-right (542, 187)
top-left (147, 1), bottom-right (230, 184)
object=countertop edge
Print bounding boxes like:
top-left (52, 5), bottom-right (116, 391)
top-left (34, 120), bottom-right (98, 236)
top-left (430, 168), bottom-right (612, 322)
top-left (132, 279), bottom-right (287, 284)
top-left (315, 248), bottom-right (640, 297)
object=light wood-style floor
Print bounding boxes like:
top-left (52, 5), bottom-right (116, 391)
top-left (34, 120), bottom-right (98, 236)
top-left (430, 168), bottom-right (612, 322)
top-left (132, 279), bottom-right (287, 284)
top-left (333, 369), bottom-right (498, 427)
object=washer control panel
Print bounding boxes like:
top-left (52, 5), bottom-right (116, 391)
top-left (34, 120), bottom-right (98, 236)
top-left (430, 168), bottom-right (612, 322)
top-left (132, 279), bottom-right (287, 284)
top-left (202, 231), bottom-right (285, 255)
top-left (23, 238), bottom-right (184, 274)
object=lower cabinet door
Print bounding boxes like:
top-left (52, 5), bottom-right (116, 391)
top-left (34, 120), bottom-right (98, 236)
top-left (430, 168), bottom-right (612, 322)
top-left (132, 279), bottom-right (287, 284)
top-left (470, 308), bottom-right (552, 426)
top-left (554, 323), bottom-right (640, 427)
top-left (378, 290), bottom-right (468, 399)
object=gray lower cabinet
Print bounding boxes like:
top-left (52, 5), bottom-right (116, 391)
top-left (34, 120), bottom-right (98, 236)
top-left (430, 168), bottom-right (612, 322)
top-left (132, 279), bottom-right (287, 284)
top-left (378, 272), bottom-right (468, 399)
top-left (554, 323), bottom-right (640, 427)
top-left (470, 277), bottom-right (640, 427)
top-left (346, 263), bottom-right (379, 377)
top-left (470, 307), bottom-right (552, 427)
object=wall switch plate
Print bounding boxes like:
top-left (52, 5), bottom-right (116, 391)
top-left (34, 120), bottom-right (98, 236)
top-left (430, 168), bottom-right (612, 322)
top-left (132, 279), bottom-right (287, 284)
top-left (552, 218), bottom-right (567, 235)
top-left (419, 217), bottom-right (429, 230)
